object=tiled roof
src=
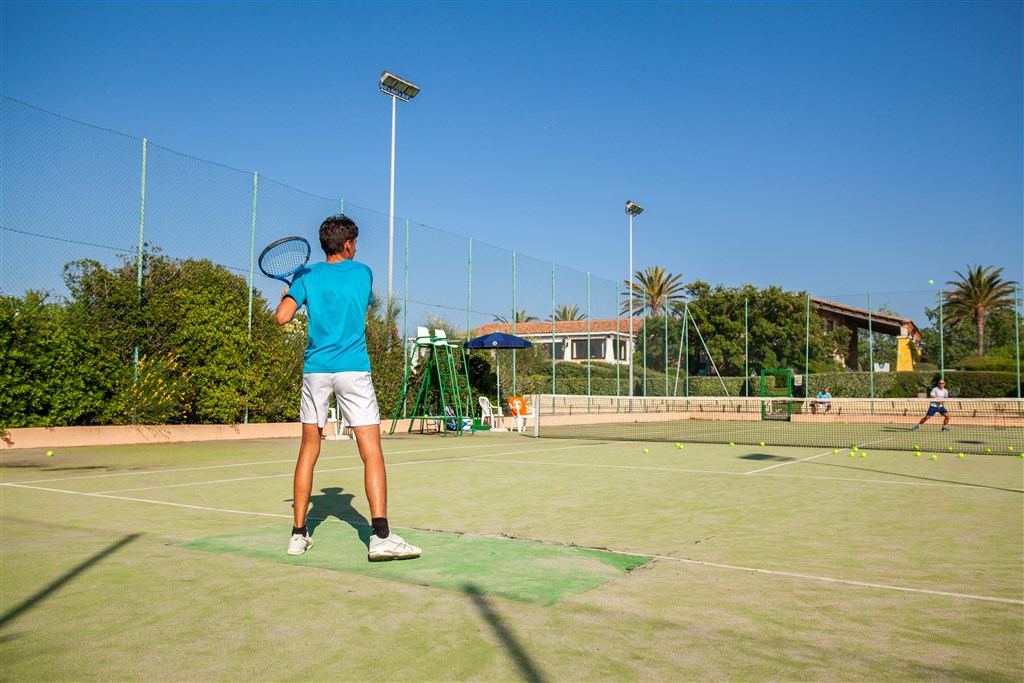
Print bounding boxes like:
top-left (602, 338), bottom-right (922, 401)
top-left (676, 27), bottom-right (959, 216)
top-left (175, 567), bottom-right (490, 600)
top-left (472, 318), bottom-right (643, 337)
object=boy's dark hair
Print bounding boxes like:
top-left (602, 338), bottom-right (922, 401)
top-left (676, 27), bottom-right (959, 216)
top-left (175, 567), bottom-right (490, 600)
top-left (319, 214), bottom-right (359, 255)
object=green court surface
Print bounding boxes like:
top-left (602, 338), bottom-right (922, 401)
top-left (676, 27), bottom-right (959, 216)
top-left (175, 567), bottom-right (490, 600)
top-left (176, 525), bottom-right (649, 605)
top-left (2, 432), bottom-right (1022, 681)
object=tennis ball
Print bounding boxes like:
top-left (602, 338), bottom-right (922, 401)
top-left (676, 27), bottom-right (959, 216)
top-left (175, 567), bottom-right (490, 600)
top-left (849, 451), bottom-right (856, 457)
top-left (1009, 446), bottom-right (1016, 452)
top-left (957, 453), bottom-right (964, 458)
top-left (832, 449), bottom-right (838, 454)
top-left (643, 448), bottom-right (649, 454)
top-left (931, 455), bottom-right (938, 460)
top-left (928, 279), bottom-right (934, 285)
top-left (675, 442), bottom-right (682, 449)
top-left (729, 442), bottom-right (735, 447)
top-left (986, 448), bottom-right (991, 453)
top-left (914, 451), bottom-right (921, 457)
top-left (46, 450), bottom-right (54, 457)
top-left (759, 441), bottom-right (765, 447)
top-left (861, 452), bottom-right (867, 457)
top-left (947, 446), bottom-right (953, 451)
top-left (914, 444), bottom-right (920, 450)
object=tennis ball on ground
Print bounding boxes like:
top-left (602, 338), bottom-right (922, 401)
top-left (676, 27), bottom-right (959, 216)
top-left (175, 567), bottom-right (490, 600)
top-left (957, 453), bottom-right (964, 458)
top-left (729, 442), bottom-right (735, 447)
top-left (914, 444), bottom-right (920, 450)
top-left (759, 441), bottom-right (765, 447)
top-left (914, 451), bottom-right (921, 457)
top-left (947, 446), bottom-right (953, 452)
top-left (643, 448), bottom-right (649, 454)
top-left (46, 450), bottom-right (54, 457)
top-left (832, 449), bottom-right (838, 454)
top-left (675, 442), bottom-right (682, 449)
top-left (985, 447), bottom-right (991, 453)
top-left (861, 452), bottom-right (867, 457)
top-left (1009, 446), bottom-right (1016, 452)
top-left (849, 451), bottom-right (856, 457)
top-left (931, 455), bottom-right (938, 460)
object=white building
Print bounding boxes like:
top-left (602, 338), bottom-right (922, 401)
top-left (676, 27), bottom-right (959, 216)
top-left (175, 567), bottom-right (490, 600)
top-left (471, 318), bottom-right (643, 365)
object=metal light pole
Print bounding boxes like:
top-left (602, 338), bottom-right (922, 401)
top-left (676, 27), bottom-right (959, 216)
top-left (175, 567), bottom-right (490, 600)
top-left (626, 200), bottom-right (644, 397)
top-left (379, 71), bottom-right (420, 304)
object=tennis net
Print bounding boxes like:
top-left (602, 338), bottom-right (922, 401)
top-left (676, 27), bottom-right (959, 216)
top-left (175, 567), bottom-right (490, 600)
top-left (532, 394), bottom-right (1024, 455)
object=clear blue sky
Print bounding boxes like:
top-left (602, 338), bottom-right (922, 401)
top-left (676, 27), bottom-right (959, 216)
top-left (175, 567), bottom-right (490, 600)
top-left (2, 0), bottom-right (1022, 323)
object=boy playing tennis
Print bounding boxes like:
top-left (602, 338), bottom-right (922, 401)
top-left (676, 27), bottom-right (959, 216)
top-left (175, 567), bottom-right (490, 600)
top-left (912, 379), bottom-right (951, 431)
top-left (275, 215), bottom-right (420, 561)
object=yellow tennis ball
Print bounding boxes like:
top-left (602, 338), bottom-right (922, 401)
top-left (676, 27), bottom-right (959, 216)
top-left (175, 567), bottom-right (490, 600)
top-left (931, 455), bottom-right (938, 460)
top-left (642, 448), bottom-right (649, 454)
top-left (46, 450), bottom-right (54, 457)
top-left (729, 442), bottom-right (735, 447)
top-left (759, 441), bottom-right (765, 447)
top-left (832, 449), bottom-right (838, 454)
top-left (947, 446), bottom-right (953, 452)
top-left (914, 451), bottom-right (921, 457)
top-left (957, 453), bottom-right (964, 458)
top-left (928, 279), bottom-right (934, 285)
top-left (985, 448), bottom-right (991, 453)
top-left (861, 452), bottom-right (867, 457)
top-left (849, 451), bottom-right (855, 457)
top-left (1010, 446), bottom-right (1016, 452)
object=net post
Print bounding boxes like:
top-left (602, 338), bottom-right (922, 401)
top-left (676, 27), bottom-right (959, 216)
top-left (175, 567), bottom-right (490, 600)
top-left (664, 309), bottom-right (668, 398)
top-left (244, 170), bottom-right (259, 424)
top-left (532, 393), bottom-right (540, 437)
top-left (939, 285), bottom-right (945, 380)
top-left (1015, 284), bottom-right (1021, 402)
top-left (642, 299), bottom-right (647, 397)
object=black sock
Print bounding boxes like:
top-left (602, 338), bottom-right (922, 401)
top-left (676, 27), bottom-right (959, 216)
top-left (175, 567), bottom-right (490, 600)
top-left (292, 525), bottom-right (307, 536)
top-left (371, 518), bottom-right (390, 539)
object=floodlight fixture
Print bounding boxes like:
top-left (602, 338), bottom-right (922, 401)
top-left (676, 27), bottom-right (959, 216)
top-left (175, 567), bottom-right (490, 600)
top-left (379, 71), bottom-right (420, 102)
top-left (625, 200), bottom-right (644, 216)
top-left (379, 70), bottom-right (421, 304)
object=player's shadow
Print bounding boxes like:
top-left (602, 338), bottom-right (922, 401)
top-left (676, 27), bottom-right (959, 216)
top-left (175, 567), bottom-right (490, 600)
top-left (739, 454), bottom-right (792, 461)
top-left (302, 487), bottom-right (373, 546)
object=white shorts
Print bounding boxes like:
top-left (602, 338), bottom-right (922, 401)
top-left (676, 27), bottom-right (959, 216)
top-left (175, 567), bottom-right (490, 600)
top-left (300, 372), bottom-right (380, 428)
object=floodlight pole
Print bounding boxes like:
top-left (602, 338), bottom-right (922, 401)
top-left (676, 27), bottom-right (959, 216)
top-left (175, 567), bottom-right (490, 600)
top-left (379, 71), bottom-right (420, 305)
top-left (625, 201), bottom-right (644, 397)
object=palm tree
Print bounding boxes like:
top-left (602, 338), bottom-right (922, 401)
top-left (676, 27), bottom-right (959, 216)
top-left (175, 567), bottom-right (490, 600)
top-left (493, 309), bottom-right (539, 324)
top-left (943, 265), bottom-right (1018, 355)
top-left (620, 266), bottom-right (686, 317)
top-left (549, 304), bottom-right (586, 321)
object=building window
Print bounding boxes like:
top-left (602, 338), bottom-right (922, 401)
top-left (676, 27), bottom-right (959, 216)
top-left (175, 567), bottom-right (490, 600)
top-left (541, 342), bottom-right (564, 360)
top-left (572, 339), bottom-right (605, 360)
top-left (615, 339), bottom-right (629, 360)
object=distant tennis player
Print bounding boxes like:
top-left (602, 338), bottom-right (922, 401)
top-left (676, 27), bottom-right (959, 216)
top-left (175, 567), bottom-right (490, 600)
top-left (811, 387), bottom-right (832, 414)
top-left (912, 379), bottom-right (951, 432)
top-left (275, 215), bottom-right (420, 561)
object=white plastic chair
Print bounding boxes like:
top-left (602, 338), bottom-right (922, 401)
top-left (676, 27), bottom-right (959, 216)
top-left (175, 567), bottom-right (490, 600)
top-left (507, 396), bottom-right (536, 433)
top-left (326, 405), bottom-right (350, 440)
top-left (478, 396), bottom-right (505, 430)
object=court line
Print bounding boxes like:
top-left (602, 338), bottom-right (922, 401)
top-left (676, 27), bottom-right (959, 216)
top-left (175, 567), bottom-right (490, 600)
top-left (449, 458), bottom-right (1022, 491)
top-left (744, 437), bottom-right (895, 474)
top-left (2, 440), bottom-right (542, 485)
top-left (79, 443), bottom-right (610, 495)
top-left (5, 481), bottom-right (1017, 606)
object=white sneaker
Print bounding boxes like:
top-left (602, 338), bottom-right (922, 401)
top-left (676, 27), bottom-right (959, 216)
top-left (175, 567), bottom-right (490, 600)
top-left (368, 532), bottom-right (421, 561)
top-left (287, 532), bottom-right (313, 556)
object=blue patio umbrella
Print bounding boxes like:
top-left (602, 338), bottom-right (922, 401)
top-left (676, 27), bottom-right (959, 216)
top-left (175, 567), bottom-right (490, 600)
top-left (464, 332), bottom-right (532, 407)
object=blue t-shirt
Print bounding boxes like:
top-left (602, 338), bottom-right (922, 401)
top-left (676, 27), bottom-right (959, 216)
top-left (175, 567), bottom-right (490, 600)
top-left (817, 391), bottom-right (831, 400)
top-left (286, 260), bottom-right (373, 373)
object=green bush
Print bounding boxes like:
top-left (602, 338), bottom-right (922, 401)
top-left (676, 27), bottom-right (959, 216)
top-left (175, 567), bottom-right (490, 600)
top-left (955, 355), bottom-right (1019, 372)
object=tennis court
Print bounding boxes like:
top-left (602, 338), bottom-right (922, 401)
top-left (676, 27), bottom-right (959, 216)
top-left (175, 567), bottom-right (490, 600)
top-left (2, 430), bottom-right (1022, 681)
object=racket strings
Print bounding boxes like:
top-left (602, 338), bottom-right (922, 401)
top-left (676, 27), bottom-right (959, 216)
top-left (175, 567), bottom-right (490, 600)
top-left (260, 241), bottom-right (308, 278)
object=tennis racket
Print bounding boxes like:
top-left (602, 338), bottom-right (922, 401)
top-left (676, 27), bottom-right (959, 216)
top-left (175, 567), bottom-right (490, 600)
top-left (258, 236), bottom-right (311, 285)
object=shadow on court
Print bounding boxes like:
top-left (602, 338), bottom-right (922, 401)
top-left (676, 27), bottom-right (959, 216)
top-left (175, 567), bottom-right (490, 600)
top-left (0, 533), bottom-right (141, 629)
top-left (739, 453), bottom-right (792, 462)
top-left (302, 487), bottom-right (373, 546)
top-left (463, 583), bottom-right (546, 683)
top-left (810, 461), bottom-right (1024, 494)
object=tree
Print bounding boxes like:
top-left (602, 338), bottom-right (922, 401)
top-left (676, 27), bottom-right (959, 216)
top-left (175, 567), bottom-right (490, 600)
top-left (621, 266), bottom-right (686, 317)
top-left (549, 304), bottom-right (586, 321)
top-left (943, 265), bottom-right (1018, 356)
top-left (493, 310), bottom-right (539, 323)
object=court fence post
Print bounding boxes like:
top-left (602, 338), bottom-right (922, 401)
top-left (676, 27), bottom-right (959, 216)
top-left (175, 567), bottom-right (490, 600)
top-left (133, 138), bottom-right (148, 423)
top-left (244, 170), bottom-right (258, 424)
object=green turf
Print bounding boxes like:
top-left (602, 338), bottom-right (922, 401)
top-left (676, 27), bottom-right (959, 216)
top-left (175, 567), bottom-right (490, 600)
top-left (175, 524), bottom-right (650, 605)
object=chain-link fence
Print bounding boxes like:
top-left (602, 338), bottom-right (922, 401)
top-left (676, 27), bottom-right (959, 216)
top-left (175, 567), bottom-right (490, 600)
top-left (2, 97), bottom-right (1020, 427)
